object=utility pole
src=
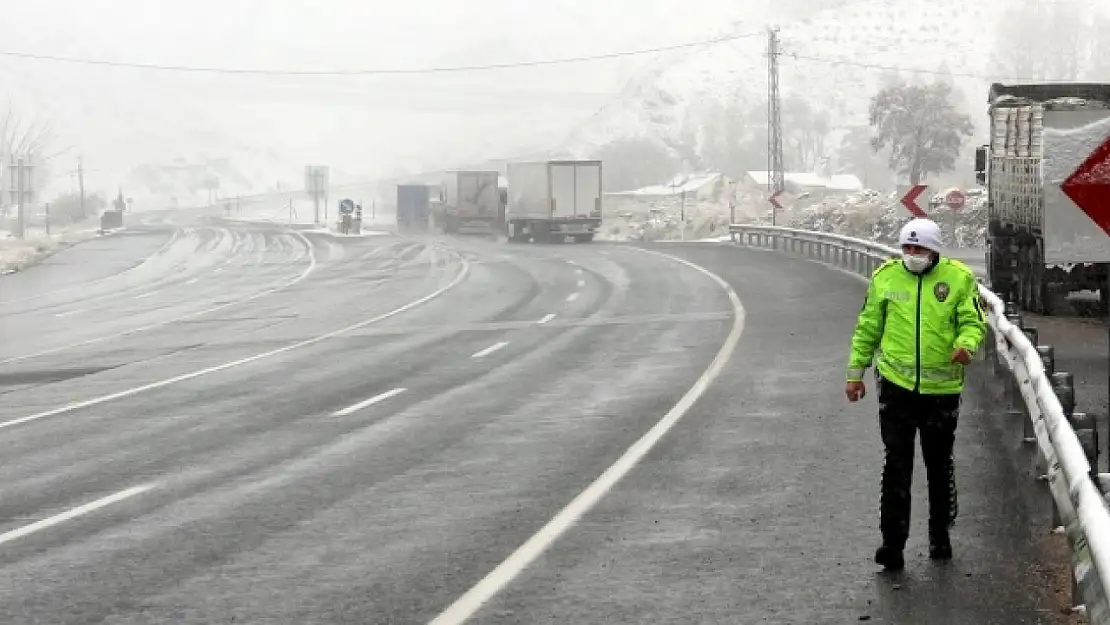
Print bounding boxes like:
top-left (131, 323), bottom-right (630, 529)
top-left (78, 157), bottom-right (86, 220)
top-left (767, 26), bottom-right (785, 227)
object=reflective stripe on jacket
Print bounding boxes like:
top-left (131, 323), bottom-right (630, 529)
top-left (846, 256), bottom-right (986, 395)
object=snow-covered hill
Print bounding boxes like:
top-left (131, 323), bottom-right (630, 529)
top-left (561, 0), bottom-right (1105, 165)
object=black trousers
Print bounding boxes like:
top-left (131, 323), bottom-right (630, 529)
top-left (877, 376), bottom-right (960, 548)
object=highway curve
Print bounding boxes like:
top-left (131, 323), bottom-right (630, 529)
top-left (0, 224), bottom-right (1071, 624)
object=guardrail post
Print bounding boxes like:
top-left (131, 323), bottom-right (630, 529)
top-left (1023, 327), bottom-right (1040, 353)
top-left (1044, 371), bottom-right (1076, 531)
top-left (1051, 372), bottom-right (1076, 418)
top-left (1071, 412), bottom-right (1099, 481)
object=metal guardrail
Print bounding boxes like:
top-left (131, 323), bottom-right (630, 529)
top-left (729, 223), bottom-right (1110, 621)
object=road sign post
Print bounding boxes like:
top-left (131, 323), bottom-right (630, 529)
top-left (944, 189), bottom-right (966, 246)
top-left (899, 184), bottom-right (928, 217)
top-left (305, 165), bottom-right (330, 225)
top-left (944, 189), bottom-right (966, 210)
top-left (768, 190), bottom-right (783, 226)
top-left (8, 158), bottom-right (33, 238)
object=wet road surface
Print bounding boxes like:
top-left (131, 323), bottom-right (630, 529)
top-left (0, 221), bottom-right (1072, 623)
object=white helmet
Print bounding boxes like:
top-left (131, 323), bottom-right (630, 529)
top-left (898, 218), bottom-right (942, 253)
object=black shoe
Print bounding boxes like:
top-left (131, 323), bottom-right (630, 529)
top-left (929, 532), bottom-right (952, 560)
top-left (875, 544), bottom-right (905, 570)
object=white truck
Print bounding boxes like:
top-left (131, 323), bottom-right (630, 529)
top-left (505, 160), bottom-right (602, 243)
top-left (441, 170), bottom-right (500, 236)
top-left (975, 82), bottom-right (1110, 315)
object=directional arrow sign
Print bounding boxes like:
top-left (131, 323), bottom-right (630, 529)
top-left (1062, 135), bottom-right (1110, 236)
top-left (900, 184), bottom-right (928, 217)
top-left (1044, 110), bottom-right (1110, 263)
top-left (769, 190), bottom-right (784, 210)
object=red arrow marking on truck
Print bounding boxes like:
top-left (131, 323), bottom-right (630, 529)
top-left (1062, 135), bottom-right (1110, 237)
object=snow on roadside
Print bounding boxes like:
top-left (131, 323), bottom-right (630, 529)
top-left (594, 186), bottom-right (988, 249)
top-left (0, 220), bottom-right (105, 275)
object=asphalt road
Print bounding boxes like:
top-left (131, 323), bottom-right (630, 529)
top-left (0, 220), bottom-right (1071, 624)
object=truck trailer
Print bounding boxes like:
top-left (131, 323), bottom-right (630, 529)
top-left (505, 160), bottom-right (602, 243)
top-left (976, 82), bottom-right (1110, 315)
top-left (396, 184), bottom-right (433, 234)
top-left (441, 170), bottom-right (500, 236)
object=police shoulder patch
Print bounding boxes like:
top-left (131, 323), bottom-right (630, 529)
top-left (934, 281), bottom-right (950, 303)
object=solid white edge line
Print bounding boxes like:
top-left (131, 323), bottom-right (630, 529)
top-left (0, 230), bottom-right (319, 366)
top-left (537, 314), bottom-right (556, 324)
top-left (0, 258), bottom-right (470, 431)
top-left (135, 290), bottom-right (161, 299)
top-left (54, 308), bottom-right (86, 318)
top-left (0, 483), bottom-right (156, 547)
top-left (332, 388), bottom-right (407, 416)
top-left (428, 248), bottom-right (746, 625)
top-left (470, 341), bottom-right (509, 359)
top-left (565, 292), bottom-right (579, 302)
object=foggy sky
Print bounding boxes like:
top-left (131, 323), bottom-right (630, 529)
top-left (0, 0), bottom-right (794, 197)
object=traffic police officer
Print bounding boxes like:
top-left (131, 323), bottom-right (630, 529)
top-left (845, 217), bottom-right (986, 570)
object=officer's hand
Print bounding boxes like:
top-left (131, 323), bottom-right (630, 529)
top-left (950, 347), bottom-right (971, 365)
top-left (846, 380), bottom-right (866, 402)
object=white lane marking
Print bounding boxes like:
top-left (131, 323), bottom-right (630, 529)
top-left (54, 308), bottom-right (86, 318)
top-left (135, 290), bottom-right (161, 299)
top-left (577, 279), bottom-right (585, 287)
top-left (575, 269), bottom-right (582, 275)
top-left (429, 249), bottom-right (746, 625)
top-left (0, 259), bottom-right (469, 432)
top-left (332, 388), bottom-right (407, 416)
top-left (214, 267), bottom-right (223, 273)
top-left (565, 260), bottom-right (576, 265)
top-left (0, 231), bottom-right (319, 366)
top-left (470, 341), bottom-right (508, 359)
top-left (565, 292), bottom-right (579, 302)
top-left (537, 313), bottom-right (555, 324)
top-left (0, 483), bottom-right (155, 547)
top-left (185, 278), bottom-right (199, 285)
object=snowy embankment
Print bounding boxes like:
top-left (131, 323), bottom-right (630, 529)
top-left (598, 187), bottom-right (988, 250)
top-left (0, 219), bottom-right (105, 275)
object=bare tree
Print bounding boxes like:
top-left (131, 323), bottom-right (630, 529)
top-left (869, 79), bottom-right (974, 185)
top-left (0, 102), bottom-right (56, 215)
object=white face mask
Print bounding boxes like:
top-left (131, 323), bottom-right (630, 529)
top-left (902, 252), bottom-right (932, 273)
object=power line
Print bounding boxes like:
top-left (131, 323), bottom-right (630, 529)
top-left (786, 53), bottom-right (1048, 83)
top-left (0, 31), bottom-right (764, 76)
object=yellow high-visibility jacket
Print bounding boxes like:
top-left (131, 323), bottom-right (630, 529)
top-left (847, 256), bottom-right (986, 395)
